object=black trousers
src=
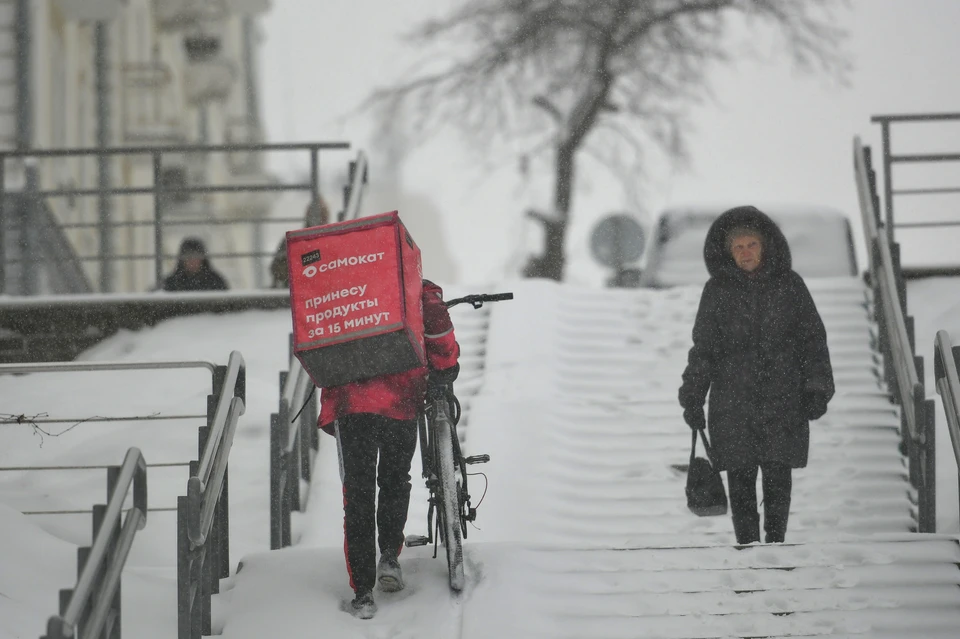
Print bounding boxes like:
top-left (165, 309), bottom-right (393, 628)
top-left (727, 462), bottom-right (792, 544)
top-left (335, 413), bottom-right (418, 595)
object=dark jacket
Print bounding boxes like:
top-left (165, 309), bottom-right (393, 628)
top-left (678, 206), bottom-right (834, 470)
top-left (162, 261), bottom-right (229, 292)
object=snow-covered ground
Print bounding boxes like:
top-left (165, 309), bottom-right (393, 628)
top-left (2, 275), bottom-right (960, 638)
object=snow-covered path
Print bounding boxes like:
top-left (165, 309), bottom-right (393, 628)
top-left (218, 278), bottom-right (960, 638)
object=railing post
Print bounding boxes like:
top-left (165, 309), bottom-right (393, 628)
top-left (21, 162), bottom-right (39, 295)
top-left (218, 465), bottom-right (230, 578)
top-left (106, 466), bottom-right (122, 638)
top-left (75, 545), bottom-right (91, 637)
top-left (310, 389), bottom-right (319, 452)
top-left (308, 147), bottom-right (320, 225)
top-left (177, 497), bottom-right (191, 638)
top-left (0, 157), bottom-right (6, 295)
top-left (290, 431), bottom-right (301, 513)
top-left (890, 242), bottom-right (906, 316)
top-left (152, 151), bottom-right (164, 290)
top-left (922, 397), bottom-right (937, 533)
top-left (880, 120), bottom-right (894, 241)
top-left (201, 542), bottom-right (212, 637)
top-left (300, 394), bottom-right (312, 482)
top-left (270, 411), bottom-right (282, 550)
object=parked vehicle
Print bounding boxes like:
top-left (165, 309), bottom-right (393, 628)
top-left (638, 205), bottom-right (858, 288)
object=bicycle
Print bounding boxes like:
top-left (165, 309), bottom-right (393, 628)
top-left (404, 292), bottom-right (513, 591)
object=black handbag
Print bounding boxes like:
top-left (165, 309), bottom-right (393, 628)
top-left (685, 429), bottom-right (728, 517)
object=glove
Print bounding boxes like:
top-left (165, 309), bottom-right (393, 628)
top-left (804, 393), bottom-right (828, 421)
top-left (683, 407), bottom-right (706, 431)
top-left (427, 363), bottom-right (460, 399)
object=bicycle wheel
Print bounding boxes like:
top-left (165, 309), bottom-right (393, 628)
top-left (435, 414), bottom-right (465, 591)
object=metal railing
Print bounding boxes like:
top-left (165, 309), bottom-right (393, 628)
top-left (338, 150), bottom-right (368, 222)
top-left (871, 113), bottom-right (960, 276)
top-left (43, 447), bottom-right (148, 639)
top-left (178, 350), bottom-right (246, 639)
top-left (854, 136), bottom-right (937, 532)
top-left (934, 330), bottom-right (960, 530)
top-left (270, 344), bottom-right (319, 549)
top-left (0, 141), bottom-right (351, 294)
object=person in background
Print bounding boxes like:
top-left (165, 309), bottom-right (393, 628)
top-left (318, 279), bottom-right (459, 619)
top-left (270, 198), bottom-right (331, 288)
top-left (161, 237), bottom-right (229, 292)
top-left (678, 205), bottom-right (834, 545)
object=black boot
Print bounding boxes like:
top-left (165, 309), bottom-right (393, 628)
top-left (762, 463), bottom-right (792, 543)
top-left (728, 466), bottom-right (761, 544)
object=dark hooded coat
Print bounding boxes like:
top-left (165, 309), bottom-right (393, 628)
top-left (678, 206), bottom-right (835, 470)
top-left (162, 238), bottom-right (229, 292)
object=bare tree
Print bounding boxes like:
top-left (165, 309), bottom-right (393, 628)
top-left (367, 0), bottom-right (849, 281)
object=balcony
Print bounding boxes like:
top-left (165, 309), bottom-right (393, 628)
top-left (153, 0), bottom-right (209, 30)
top-left (224, 0), bottom-right (271, 15)
top-left (55, 0), bottom-right (123, 21)
top-left (122, 62), bottom-right (172, 90)
top-left (122, 120), bottom-right (188, 146)
top-left (183, 58), bottom-right (237, 104)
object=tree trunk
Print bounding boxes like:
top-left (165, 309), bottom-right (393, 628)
top-left (524, 140), bottom-right (577, 281)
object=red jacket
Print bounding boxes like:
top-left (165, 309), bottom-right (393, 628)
top-left (318, 280), bottom-right (459, 432)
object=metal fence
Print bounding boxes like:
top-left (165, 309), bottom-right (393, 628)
top-left (0, 358), bottom-right (217, 512)
top-left (871, 112), bottom-right (960, 276)
top-left (854, 136), bottom-right (937, 532)
top-left (0, 141), bottom-right (352, 295)
top-left (43, 447), bottom-right (148, 639)
top-left (270, 345), bottom-right (319, 549)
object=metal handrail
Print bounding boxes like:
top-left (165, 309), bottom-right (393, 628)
top-left (45, 447), bottom-right (148, 639)
top-left (186, 350), bottom-right (245, 545)
top-left (853, 137), bottom-right (923, 440)
top-left (854, 135), bottom-right (937, 532)
top-left (0, 141), bottom-right (349, 159)
top-left (934, 330), bottom-right (960, 470)
top-left (853, 136), bottom-right (880, 248)
top-left (875, 237), bottom-right (923, 440)
top-left (0, 359), bottom-right (216, 378)
top-left (340, 150), bottom-right (368, 222)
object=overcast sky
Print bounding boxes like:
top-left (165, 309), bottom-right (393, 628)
top-left (258, 0), bottom-right (960, 284)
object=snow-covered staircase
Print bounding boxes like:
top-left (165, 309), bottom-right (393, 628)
top-left (217, 278), bottom-right (960, 638)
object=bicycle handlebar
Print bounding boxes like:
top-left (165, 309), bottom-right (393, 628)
top-left (444, 292), bottom-right (514, 309)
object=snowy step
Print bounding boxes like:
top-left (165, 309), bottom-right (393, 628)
top-left (531, 511), bottom-right (915, 539)
top-left (468, 538), bottom-right (960, 639)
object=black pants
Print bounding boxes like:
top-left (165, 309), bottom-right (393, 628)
top-left (335, 413), bottom-right (418, 595)
top-left (727, 463), bottom-right (792, 544)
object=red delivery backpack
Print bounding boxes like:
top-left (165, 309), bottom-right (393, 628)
top-left (285, 211), bottom-right (425, 388)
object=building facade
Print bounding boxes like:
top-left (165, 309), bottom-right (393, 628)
top-left (2, 0), bottom-right (274, 293)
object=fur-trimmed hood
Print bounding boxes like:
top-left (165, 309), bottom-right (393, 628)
top-left (704, 205), bottom-right (792, 280)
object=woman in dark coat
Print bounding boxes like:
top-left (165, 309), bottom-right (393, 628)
top-left (678, 205), bottom-right (834, 544)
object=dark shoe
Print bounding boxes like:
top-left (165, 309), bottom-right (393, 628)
top-left (349, 591), bottom-right (377, 619)
top-left (377, 552), bottom-right (404, 592)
